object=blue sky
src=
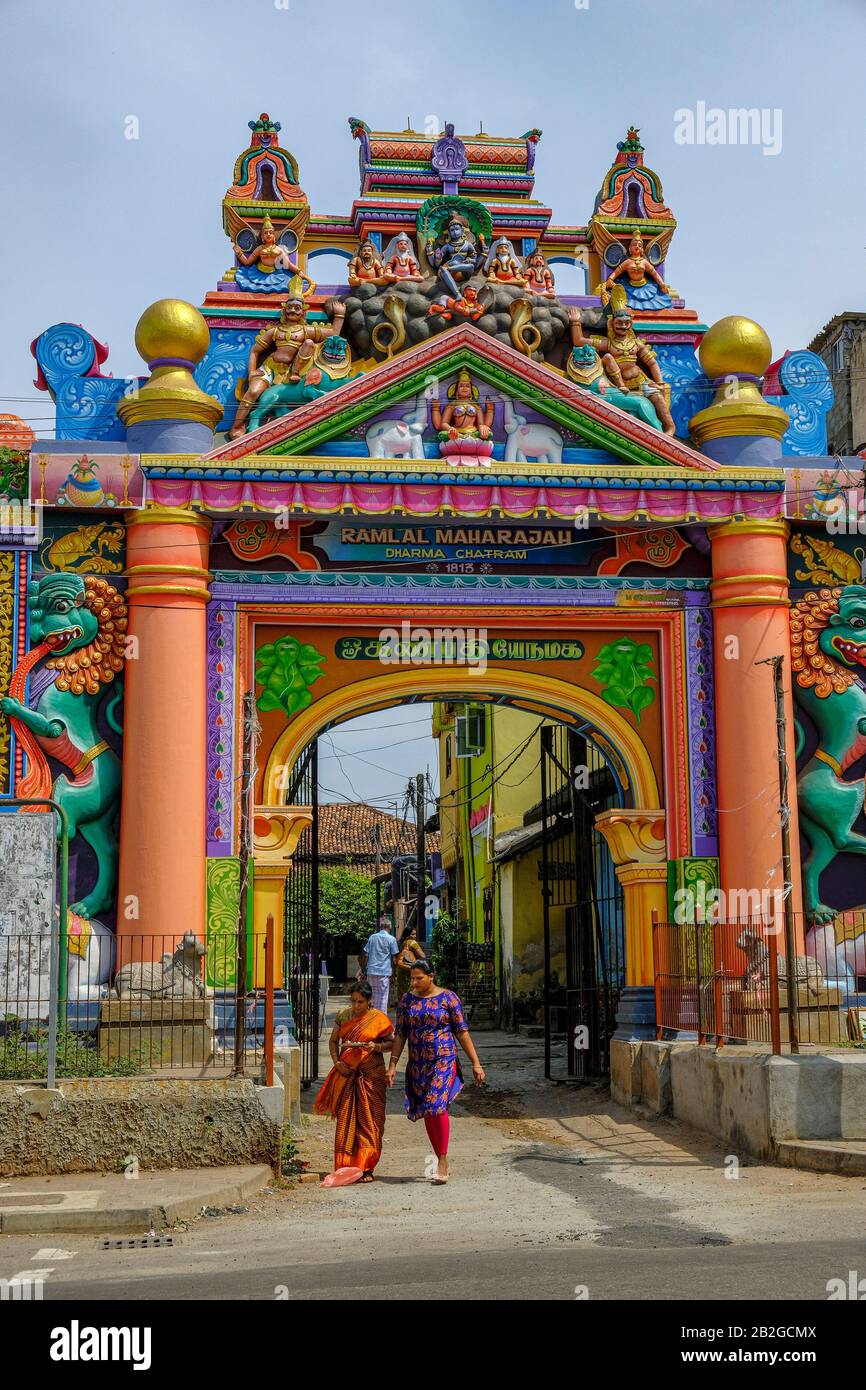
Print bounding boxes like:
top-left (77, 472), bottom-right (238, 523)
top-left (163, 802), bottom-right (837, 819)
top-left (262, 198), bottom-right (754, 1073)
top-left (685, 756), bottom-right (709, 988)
top-left (1, 0), bottom-right (864, 798)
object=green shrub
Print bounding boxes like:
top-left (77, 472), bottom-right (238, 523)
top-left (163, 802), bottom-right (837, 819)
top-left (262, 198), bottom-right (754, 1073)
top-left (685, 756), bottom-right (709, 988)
top-left (0, 1024), bottom-right (144, 1080)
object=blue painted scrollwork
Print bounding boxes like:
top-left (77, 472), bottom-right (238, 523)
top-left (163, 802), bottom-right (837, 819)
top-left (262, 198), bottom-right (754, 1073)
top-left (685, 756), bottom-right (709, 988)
top-left (765, 350), bottom-right (833, 457)
top-left (32, 323), bottom-right (137, 441)
top-left (194, 329), bottom-right (256, 433)
top-left (654, 343), bottom-right (713, 439)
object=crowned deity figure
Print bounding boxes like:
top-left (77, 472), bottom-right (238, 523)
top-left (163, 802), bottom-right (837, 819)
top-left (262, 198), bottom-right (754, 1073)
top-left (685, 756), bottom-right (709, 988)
top-left (347, 240), bottom-right (388, 287)
top-left (485, 237), bottom-right (527, 287)
top-left (567, 290), bottom-right (675, 435)
top-left (602, 233), bottom-right (673, 311)
top-left (523, 250), bottom-right (556, 298)
top-left (431, 369), bottom-right (495, 441)
top-left (229, 295), bottom-right (347, 438)
top-left (566, 343), bottom-right (662, 430)
top-left (383, 233), bottom-right (424, 284)
top-left (427, 214), bottom-right (487, 299)
top-left (233, 215), bottom-right (310, 295)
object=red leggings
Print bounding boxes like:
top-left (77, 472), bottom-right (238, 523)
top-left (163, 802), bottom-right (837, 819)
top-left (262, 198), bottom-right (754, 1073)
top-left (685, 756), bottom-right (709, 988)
top-left (424, 1112), bottom-right (450, 1157)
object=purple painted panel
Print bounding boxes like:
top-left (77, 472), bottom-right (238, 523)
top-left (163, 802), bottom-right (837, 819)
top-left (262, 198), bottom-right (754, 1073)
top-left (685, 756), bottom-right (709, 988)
top-left (206, 600), bottom-right (236, 855)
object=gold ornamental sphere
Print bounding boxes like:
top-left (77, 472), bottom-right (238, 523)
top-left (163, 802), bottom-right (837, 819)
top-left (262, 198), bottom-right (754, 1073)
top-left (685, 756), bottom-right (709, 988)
top-left (134, 299), bottom-right (211, 365)
top-left (699, 316), bottom-right (773, 381)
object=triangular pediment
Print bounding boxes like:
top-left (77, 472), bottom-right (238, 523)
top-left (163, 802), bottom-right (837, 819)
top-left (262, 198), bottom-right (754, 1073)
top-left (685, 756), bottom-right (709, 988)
top-left (206, 324), bottom-right (716, 472)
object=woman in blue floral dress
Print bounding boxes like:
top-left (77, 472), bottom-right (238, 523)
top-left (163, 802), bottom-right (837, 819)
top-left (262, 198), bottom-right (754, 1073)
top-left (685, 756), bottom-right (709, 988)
top-left (386, 960), bottom-right (485, 1184)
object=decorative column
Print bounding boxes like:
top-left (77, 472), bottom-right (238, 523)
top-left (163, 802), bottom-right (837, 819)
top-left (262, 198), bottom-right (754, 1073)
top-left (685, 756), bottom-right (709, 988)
top-left (115, 508), bottom-right (213, 960)
top-left (251, 807), bottom-right (313, 987)
top-left (690, 318), bottom-right (804, 929)
top-left (595, 808), bottom-right (667, 1039)
top-left (116, 300), bottom-right (222, 961)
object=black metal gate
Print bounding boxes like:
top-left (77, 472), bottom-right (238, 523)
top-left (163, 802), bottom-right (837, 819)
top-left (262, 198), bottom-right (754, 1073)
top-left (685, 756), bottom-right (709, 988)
top-left (540, 724), bottom-right (624, 1081)
top-left (283, 739), bottom-right (320, 1085)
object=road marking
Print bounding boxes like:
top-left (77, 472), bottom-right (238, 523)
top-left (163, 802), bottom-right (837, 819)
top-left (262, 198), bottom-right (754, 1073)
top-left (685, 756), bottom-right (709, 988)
top-left (33, 1248), bottom-right (75, 1260)
top-left (7, 1267), bottom-right (54, 1281)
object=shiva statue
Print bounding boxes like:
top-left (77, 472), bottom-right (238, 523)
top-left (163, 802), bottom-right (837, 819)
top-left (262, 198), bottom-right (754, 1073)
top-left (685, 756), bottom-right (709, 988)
top-left (523, 250), bottom-right (556, 298)
top-left (567, 289), bottom-right (675, 435)
top-left (566, 343), bottom-right (662, 430)
top-left (427, 213), bottom-right (487, 298)
top-left (382, 233), bottom-right (424, 284)
top-left (485, 237), bottom-right (527, 287)
top-left (431, 368), bottom-right (495, 442)
top-left (602, 233), bottom-right (673, 311)
top-left (233, 215), bottom-right (310, 295)
top-left (229, 295), bottom-right (347, 438)
top-left (348, 240), bottom-right (388, 287)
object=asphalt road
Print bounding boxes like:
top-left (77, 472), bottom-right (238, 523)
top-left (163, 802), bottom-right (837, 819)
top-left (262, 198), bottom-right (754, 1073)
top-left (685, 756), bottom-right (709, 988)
top-left (20, 1237), bottom-right (866, 1302)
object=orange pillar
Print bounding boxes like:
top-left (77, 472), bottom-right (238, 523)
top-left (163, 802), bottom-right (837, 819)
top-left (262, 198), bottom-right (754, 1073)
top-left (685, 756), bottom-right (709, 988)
top-left (116, 508), bottom-right (212, 960)
top-left (709, 519), bottom-right (804, 932)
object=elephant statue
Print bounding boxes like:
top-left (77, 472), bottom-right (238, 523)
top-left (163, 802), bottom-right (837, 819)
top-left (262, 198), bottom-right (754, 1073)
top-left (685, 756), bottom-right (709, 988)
top-left (365, 391), bottom-right (429, 459)
top-left (501, 396), bottom-right (563, 465)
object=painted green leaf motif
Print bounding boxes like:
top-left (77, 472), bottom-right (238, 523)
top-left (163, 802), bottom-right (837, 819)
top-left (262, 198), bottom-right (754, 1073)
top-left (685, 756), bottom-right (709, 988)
top-left (255, 637), bottom-right (326, 716)
top-left (592, 636), bottom-right (657, 724)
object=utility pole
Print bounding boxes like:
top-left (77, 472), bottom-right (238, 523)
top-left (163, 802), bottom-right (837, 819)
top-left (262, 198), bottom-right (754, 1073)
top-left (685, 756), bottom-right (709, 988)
top-left (415, 772), bottom-right (426, 941)
top-left (758, 655), bottom-right (799, 1054)
top-left (233, 690), bottom-right (257, 1077)
top-left (373, 819), bottom-right (382, 922)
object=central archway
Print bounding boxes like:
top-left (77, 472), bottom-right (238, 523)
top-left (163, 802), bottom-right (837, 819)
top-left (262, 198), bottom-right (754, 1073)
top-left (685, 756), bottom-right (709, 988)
top-left (262, 666), bottom-right (661, 811)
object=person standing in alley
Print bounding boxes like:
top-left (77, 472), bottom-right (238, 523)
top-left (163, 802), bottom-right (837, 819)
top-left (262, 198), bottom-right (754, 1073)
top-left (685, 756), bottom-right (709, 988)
top-left (394, 923), bottom-right (426, 1000)
top-left (386, 959), bottom-right (485, 1185)
top-left (360, 915), bottom-right (399, 1015)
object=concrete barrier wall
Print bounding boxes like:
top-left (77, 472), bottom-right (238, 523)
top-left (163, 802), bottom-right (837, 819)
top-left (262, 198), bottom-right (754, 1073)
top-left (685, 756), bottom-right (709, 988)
top-left (611, 1039), bottom-right (866, 1159)
top-left (0, 1077), bottom-right (282, 1176)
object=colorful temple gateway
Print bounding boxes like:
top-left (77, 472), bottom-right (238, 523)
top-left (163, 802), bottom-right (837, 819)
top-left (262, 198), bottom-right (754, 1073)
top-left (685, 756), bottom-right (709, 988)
top-left (2, 114), bottom-right (864, 1063)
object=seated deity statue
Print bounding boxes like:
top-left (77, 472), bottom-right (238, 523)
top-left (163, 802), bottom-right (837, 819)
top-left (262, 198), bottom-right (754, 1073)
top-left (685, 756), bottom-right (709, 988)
top-left (229, 295), bottom-right (347, 438)
top-left (348, 240), bottom-right (388, 287)
top-left (566, 343), bottom-right (662, 431)
top-left (601, 233), bottom-right (674, 311)
top-left (567, 291), bottom-right (675, 435)
top-left (485, 237), bottom-right (527, 287)
top-left (426, 214), bottom-right (486, 299)
top-left (428, 285), bottom-right (485, 321)
top-left (233, 214), bottom-right (310, 295)
top-left (431, 368), bottom-right (495, 441)
top-left (523, 250), bottom-right (556, 298)
top-left (382, 233), bottom-right (424, 283)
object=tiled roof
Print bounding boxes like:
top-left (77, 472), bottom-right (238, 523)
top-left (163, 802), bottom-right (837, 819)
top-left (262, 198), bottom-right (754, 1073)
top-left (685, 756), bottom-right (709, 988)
top-left (318, 803), bottom-right (440, 876)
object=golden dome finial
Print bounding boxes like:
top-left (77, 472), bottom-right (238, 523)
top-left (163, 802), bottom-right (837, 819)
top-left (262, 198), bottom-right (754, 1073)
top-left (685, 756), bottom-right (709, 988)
top-left (119, 298), bottom-right (220, 432)
top-left (690, 315), bottom-right (787, 448)
top-left (699, 315), bottom-right (772, 382)
top-left (134, 299), bottom-right (211, 367)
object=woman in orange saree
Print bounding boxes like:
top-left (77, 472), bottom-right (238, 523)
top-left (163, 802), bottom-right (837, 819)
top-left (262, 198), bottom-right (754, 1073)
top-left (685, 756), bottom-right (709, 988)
top-left (314, 982), bottom-right (394, 1182)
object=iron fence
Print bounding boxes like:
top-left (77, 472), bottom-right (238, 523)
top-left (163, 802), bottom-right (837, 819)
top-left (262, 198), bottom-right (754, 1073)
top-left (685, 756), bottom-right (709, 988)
top-left (0, 926), bottom-right (289, 1080)
top-left (540, 724), bottom-right (624, 1080)
top-left (653, 911), bottom-right (866, 1052)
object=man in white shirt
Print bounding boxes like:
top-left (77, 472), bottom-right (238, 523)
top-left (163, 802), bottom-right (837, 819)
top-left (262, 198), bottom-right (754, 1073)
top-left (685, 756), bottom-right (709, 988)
top-left (361, 917), bottom-right (400, 1014)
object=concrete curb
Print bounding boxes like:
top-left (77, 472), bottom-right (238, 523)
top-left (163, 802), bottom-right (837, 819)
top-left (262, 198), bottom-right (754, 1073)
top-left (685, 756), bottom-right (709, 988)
top-left (775, 1140), bottom-right (866, 1177)
top-left (0, 1165), bottom-right (274, 1234)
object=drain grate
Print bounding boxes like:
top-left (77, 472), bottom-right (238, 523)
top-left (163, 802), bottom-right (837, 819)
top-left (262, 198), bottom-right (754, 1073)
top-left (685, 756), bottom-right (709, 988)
top-left (100, 1236), bottom-right (176, 1250)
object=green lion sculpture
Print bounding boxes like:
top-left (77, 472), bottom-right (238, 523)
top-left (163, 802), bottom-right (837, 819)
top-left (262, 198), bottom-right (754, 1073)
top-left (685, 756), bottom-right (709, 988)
top-left (791, 584), bottom-right (866, 923)
top-left (247, 335), bottom-right (351, 431)
top-left (566, 343), bottom-right (663, 431)
top-left (0, 573), bottom-right (126, 919)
